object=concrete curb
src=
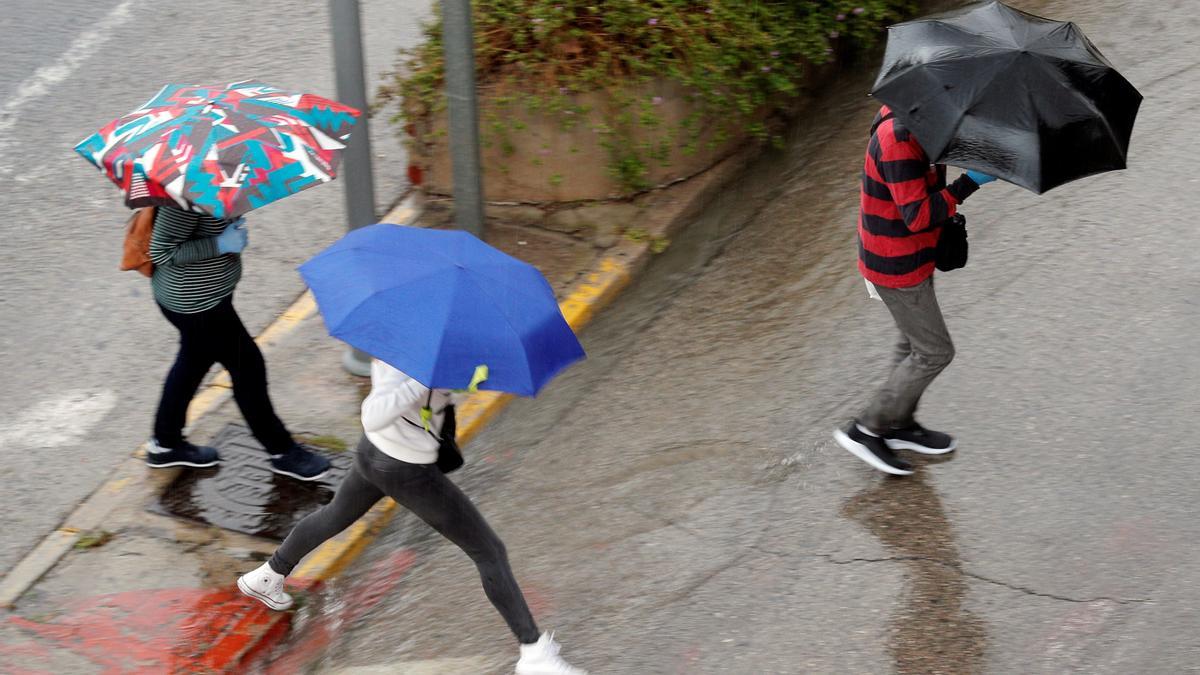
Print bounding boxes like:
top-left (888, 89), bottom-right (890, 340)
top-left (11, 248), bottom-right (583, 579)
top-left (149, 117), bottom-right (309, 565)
top-left (286, 236), bottom-right (649, 588)
top-left (0, 198), bottom-right (417, 611)
top-left (210, 239), bottom-right (656, 672)
top-left (0, 155), bottom-right (734, 668)
top-left (0, 290), bottom-right (319, 611)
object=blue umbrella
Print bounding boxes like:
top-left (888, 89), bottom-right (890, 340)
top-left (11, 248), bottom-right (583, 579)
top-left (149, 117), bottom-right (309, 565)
top-left (299, 223), bottom-right (585, 396)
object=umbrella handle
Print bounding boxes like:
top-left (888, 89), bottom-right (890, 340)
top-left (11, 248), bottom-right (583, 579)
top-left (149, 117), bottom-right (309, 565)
top-left (421, 366), bottom-right (486, 430)
top-left (467, 365), bottom-right (489, 393)
top-left (451, 365), bottom-right (490, 395)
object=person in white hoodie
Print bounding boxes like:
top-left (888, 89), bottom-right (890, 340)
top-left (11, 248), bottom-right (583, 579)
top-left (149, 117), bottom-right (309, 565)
top-left (238, 359), bottom-right (586, 675)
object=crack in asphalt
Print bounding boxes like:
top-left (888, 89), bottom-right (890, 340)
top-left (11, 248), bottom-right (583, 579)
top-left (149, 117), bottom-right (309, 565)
top-left (752, 546), bottom-right (1153, 606)
top-left (645, 485), bottom-right (785, 610)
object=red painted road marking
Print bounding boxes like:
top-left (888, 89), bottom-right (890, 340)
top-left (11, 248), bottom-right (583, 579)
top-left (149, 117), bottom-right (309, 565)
top-left (0, 636), bottom-right (59, 674)
top-left (9, 586), bottom-right (270, 673)
top-left (3, 550), bottom-right (418, 673)
top-left (263, 550), bottom-right (417, 673)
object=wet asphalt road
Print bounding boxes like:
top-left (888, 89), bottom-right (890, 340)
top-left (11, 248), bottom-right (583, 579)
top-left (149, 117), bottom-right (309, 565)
top-left (0, 0), bottom-right (428, 574)
top-left (272, 0), bottom-right (1200, 672)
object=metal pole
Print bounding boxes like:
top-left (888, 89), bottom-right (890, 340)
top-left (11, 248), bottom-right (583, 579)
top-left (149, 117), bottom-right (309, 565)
top-left (329, 0), bottom-right (376, 377)
top-left (440, 0), bottom-right (486, 237)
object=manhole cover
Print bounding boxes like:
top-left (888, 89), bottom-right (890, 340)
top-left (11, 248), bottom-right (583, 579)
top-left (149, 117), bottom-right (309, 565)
top-left (149, 423), bottom-right (353, 541)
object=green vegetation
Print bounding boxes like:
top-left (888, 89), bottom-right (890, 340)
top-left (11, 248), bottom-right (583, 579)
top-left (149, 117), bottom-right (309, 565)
top-left (74, 529), bottom-right (114, 550)
top-left (380, 0), bottom-right (915, 194)
top-left (300, 435), bottom-right (349, 453)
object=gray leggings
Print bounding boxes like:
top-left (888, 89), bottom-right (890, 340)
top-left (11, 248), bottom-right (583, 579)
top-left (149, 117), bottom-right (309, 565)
top-left (270, 437), bottom-right (540, 643)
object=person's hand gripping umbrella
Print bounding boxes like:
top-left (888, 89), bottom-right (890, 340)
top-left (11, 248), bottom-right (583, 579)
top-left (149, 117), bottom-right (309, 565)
top-left (870, 0), bottom-right (1142, 193)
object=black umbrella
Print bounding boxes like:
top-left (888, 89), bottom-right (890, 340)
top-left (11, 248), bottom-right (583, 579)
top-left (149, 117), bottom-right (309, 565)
top-left (870, 0), bottom-right (1142, 194)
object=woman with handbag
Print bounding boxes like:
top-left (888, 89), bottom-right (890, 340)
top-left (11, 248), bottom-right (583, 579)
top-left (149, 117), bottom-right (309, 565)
top-left (145, 205), bottom-right (330, 480)
top-left (238, 357), bottom-right (587, 675)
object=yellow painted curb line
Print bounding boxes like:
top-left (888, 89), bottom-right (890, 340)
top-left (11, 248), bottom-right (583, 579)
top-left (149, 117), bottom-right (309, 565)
top-left (0, 219), bottom-right (641, 617)
top-left (0, 529), bottom-right (79, 608)
top-left (288, 248), bottom-right (640, 586)
top-left (0, 291), bottom-right (319, 609)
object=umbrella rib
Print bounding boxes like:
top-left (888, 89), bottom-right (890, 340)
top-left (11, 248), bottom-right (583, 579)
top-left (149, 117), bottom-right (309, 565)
top-left (460, 264), bottom-right (555, 307)
top-left (464, 269), bottom-right (538, 393)
top-left (876, 52), bottom-right (1008, 91)
top-left (907, 52), bottom-right (1020, 163)
top-left (304, 246), bottom-right (453, 325)
top-left (1031, 57), bottom-right (1124, 161)
top-left (110, 109), bottom-right (205, 156)
top-left (897, 17), bottom-right (1016, 50)
top-left (398, 231), bottom-right (552, 308)
top-left (959, 51), bottom-right (1024, 120)
top-left (366, 229), bottom-right (473, 271)
top-left (136, 84), bottom-right (174, 112)
top-left (1025, 23), bottom-right (1112, 68)
top-left (428, 270), bottom-right (530, 393)
top-left (310, 249), bottom-right (452, 317)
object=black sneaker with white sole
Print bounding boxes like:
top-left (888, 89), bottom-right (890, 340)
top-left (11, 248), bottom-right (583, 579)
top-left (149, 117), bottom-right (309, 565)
top-left (884, 423), bottom-right (956, 455)
top-left (145, 439), bottom-right (221, 469)
top-left (269, 445), bottom-right (332, 481)
top-left (833, 422), bottom-right (914, 476)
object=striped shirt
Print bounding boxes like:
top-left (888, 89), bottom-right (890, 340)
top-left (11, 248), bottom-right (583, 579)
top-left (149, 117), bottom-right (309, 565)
top-left (149, 207), bottom-right (242, 313)
top-left (857, 106), bottom-right (980, 288)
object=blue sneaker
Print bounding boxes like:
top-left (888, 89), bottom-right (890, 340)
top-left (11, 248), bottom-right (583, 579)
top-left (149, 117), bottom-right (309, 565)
top-left (269, 445), bottom-right (331, 481)
top-left (145, 439), bottom-right (221, 468)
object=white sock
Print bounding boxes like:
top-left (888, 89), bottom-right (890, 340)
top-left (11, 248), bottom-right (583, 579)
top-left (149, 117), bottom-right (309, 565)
top-left (856, 424), bottom-right (880, 437)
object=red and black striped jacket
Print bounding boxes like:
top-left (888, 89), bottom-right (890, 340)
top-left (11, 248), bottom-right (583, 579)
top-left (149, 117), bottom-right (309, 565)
top-left (858, 106), bottom-right (980, 288)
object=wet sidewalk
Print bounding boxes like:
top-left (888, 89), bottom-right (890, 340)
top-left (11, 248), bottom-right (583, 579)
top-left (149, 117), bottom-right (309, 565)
top-left (264, 0), bottom-right (1200, 673)
top-left (0, 205), bottom-right (625, 673)
top-left (0, 117), bottom-right (753, 669)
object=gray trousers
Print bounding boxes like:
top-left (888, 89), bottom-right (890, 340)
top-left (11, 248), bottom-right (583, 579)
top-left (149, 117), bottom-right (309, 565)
top-left (270, 437), bottom-right (540, 643)
top-left (861, 277), bottom-right (955, 433)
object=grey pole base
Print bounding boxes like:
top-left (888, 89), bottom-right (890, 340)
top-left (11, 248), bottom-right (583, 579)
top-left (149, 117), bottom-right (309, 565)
top-left (329, 0), bottom-right (377, 382)
top-left (342, 347), bottom-right (373, 378)
top-left (441, 0), bottom-right (486, 238)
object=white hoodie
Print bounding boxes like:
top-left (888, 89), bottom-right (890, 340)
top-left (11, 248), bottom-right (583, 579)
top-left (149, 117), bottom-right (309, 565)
top-left (361, 360), bottom-right (460, 465)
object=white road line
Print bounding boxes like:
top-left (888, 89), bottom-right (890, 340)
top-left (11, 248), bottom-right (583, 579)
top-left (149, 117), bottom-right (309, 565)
top-left (0, 389), bottom-right (119, 451)
top-left (0, 0), bottom-right (138, 175)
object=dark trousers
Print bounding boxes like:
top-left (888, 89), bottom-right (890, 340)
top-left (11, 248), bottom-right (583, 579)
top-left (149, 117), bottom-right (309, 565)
top-left (270, 438), bottom-right (541, 644)
top-left (154, 296), bottom-right (294, 454)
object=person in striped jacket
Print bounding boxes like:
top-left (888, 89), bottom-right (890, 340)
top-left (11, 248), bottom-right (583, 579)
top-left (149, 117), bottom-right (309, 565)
top-left (144, 205), bottom-right (331, 480)
top-left (833, 105), bottom-right (997, 476)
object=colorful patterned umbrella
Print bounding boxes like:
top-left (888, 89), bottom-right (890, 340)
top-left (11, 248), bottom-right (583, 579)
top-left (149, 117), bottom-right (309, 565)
top-left (75, 81), bottom-right (361, 219)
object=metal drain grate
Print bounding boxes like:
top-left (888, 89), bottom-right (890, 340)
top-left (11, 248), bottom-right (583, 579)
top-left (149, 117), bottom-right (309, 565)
top-left (149, 423), bottom-right (353, 541)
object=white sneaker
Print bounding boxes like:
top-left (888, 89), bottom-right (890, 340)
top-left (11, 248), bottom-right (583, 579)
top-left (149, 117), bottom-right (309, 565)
top-left (516, 632), bottom-right (587, 674)
top-left (237, 561), bottom-right (293, 611)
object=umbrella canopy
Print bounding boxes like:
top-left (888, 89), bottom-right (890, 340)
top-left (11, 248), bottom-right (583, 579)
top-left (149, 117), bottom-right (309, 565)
top-left (870, 1), bottom-right (1142, 193)
top-left (75, 81), bottom-right (361, 219)
top-left (300, 224), bottom-right (586, 397)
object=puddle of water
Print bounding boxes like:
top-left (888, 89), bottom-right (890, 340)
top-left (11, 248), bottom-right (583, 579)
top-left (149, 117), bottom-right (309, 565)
top-left (150, 423), bottom-right (351, 541)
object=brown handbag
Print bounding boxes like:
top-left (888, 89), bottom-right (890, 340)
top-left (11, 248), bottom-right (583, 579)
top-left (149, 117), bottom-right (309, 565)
top-left (120, 207), bottom-right (157, 277)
